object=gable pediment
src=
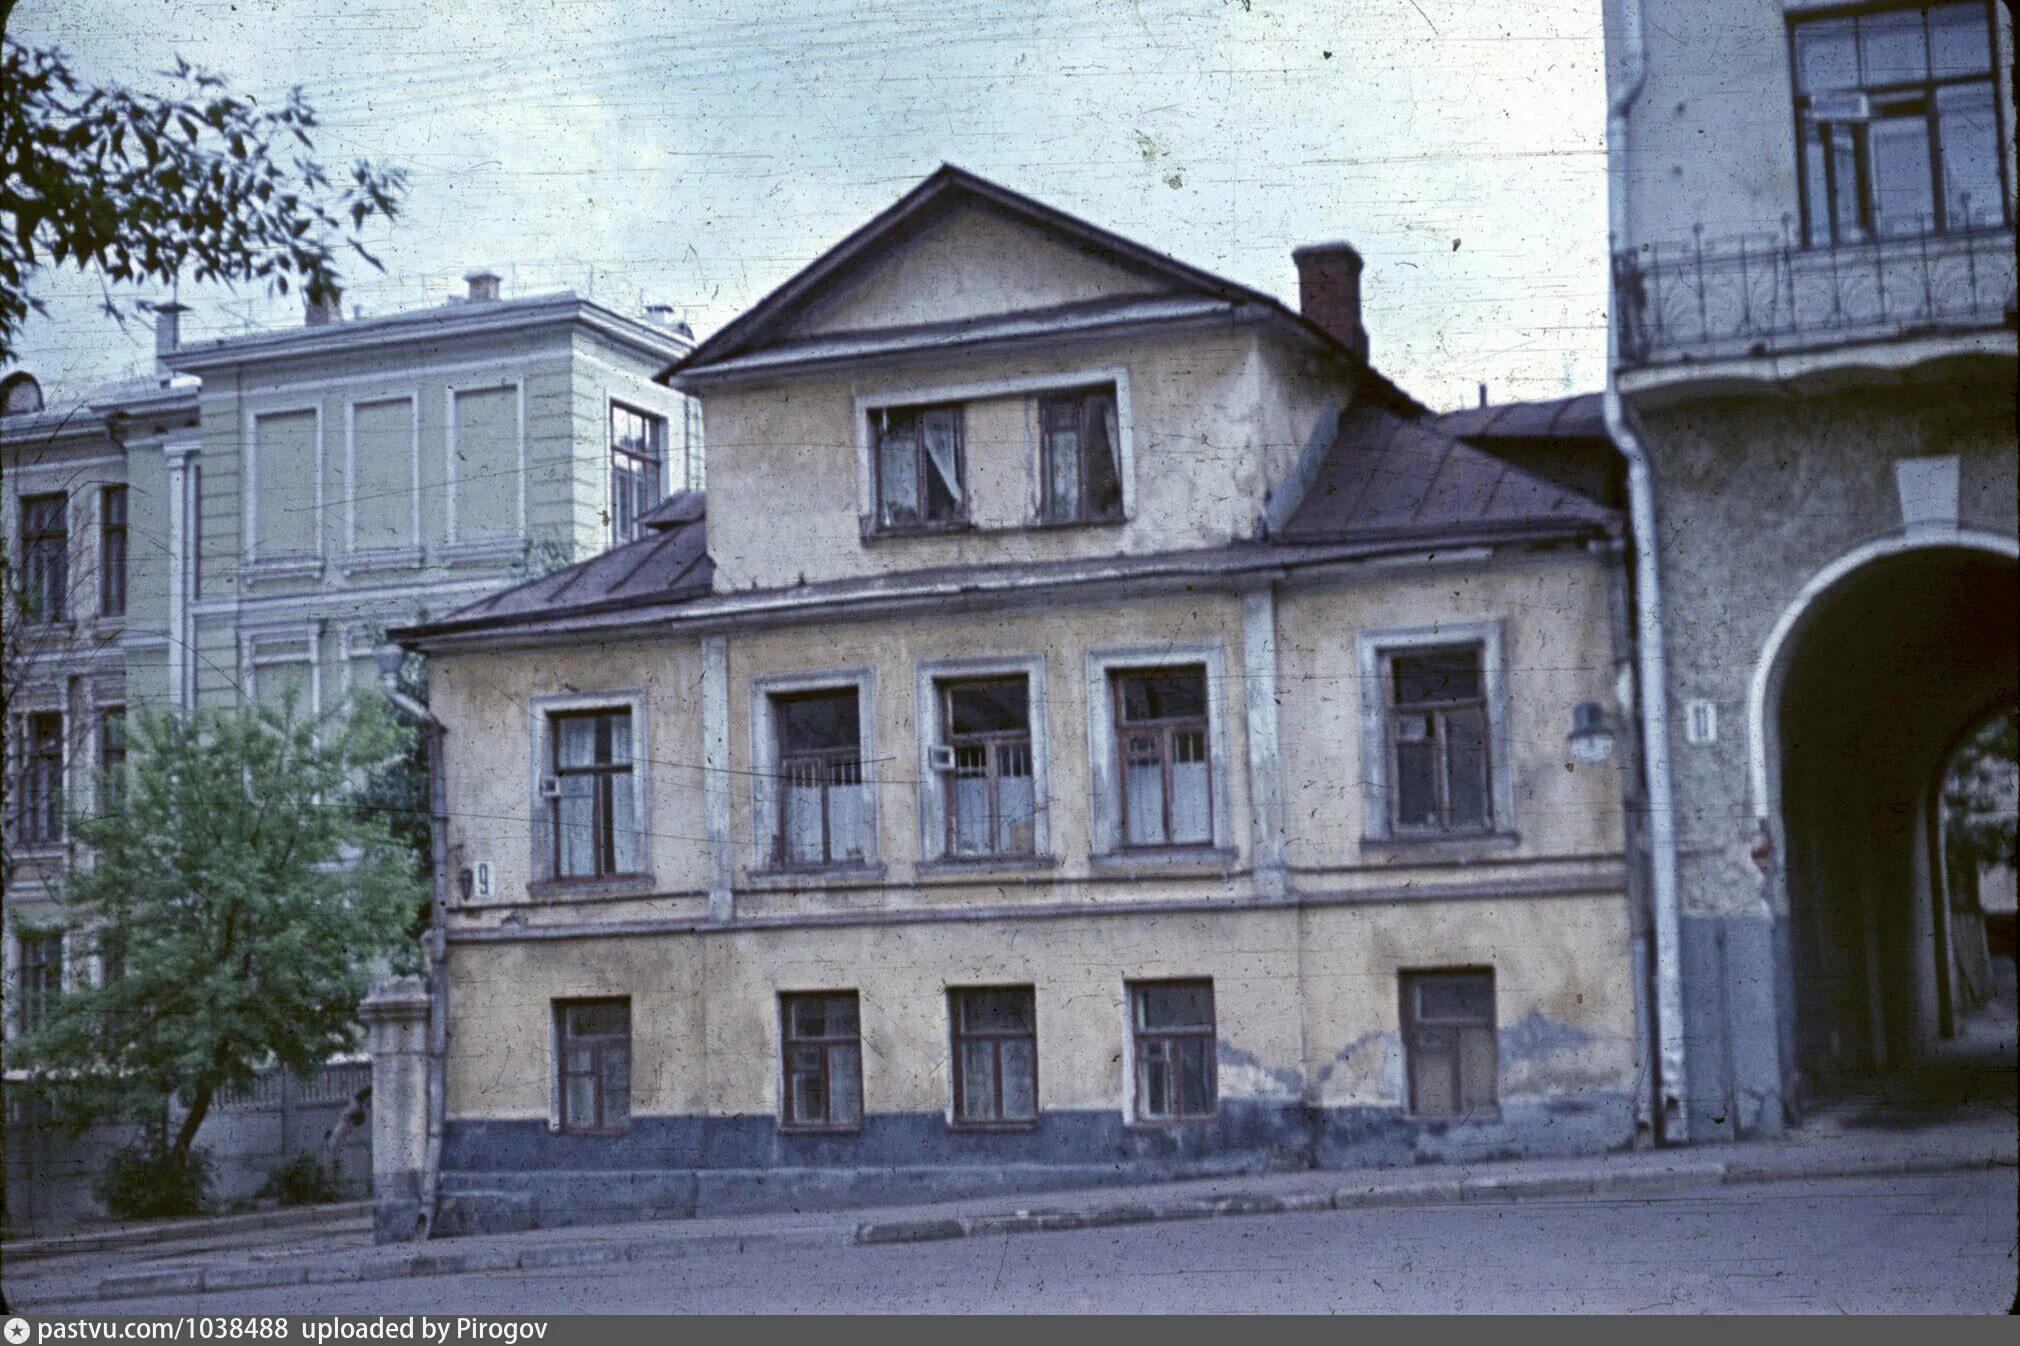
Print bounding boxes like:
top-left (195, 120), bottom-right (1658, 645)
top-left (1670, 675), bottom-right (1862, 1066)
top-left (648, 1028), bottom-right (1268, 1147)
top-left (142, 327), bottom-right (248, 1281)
top-left (781, 200), bottom-right (1171, 339)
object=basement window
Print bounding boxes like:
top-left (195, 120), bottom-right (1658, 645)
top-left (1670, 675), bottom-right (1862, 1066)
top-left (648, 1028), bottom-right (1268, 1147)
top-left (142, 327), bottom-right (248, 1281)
top-left (1400, 969), bottom-right (1497, 1120)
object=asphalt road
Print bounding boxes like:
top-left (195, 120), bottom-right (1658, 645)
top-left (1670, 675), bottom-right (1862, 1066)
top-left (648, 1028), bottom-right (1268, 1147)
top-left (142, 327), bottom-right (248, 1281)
top-left (38, 1169), bottom-right (2016, 1314)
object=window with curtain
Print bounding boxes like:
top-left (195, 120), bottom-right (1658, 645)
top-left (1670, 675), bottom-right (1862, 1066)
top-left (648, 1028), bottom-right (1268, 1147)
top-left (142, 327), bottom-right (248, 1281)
top-left (1039, 386), bottom-right (1123, 524)
top-left (1112, 666), bottom-right (1212, 849)
top-left (872, 403), bottom-right (965, 531)
top-left (780, 991), bottom-right (863, 1130)
top-left (773, 688), bottom-right (867, 868)
top-left (555, 998), bottom-right (630, 1133)
top-left (548, 708), bottom-right (641, 880)
top-left (950, 987), bottom-right (1038, 1127)
top-left (1131, 980), bottom-right (1216, 1122)
top-left (940, 677), bottom-right (1035, 858)
top-left (18, 931), bottom-right (64, 1034)
top-left (1791, 2), bottom-right (2008, 246)
top-left (19, 710), bottom-right (65, 846)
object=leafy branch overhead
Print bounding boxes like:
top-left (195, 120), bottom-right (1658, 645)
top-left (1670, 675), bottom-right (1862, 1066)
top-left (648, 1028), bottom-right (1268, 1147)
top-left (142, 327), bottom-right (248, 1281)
top-left (0, 38), bottom-right (408, 361)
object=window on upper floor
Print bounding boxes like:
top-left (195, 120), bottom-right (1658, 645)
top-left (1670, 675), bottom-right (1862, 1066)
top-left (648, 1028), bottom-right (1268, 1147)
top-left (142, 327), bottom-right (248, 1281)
top-left (99, 485), bottom-right (126, 618)
top-left (1038, 386), bottom-right (1123, 525)
top-left (773, 688), bottom-right (869, 869)
top-left (17, 710), bottom-right (65, 847)
top-left (554, 998), bottom-right (631, 1134)
top-left (1386, 647), bottom-right (1492, 836)
top-left (937, 677), bottom-right (1036, 860)
top-left (610, 403), bottom-right (667, 546)
top-left (16, 930), bottom-right (64, 1035)
top-left (1357, 624), bottom-right (1514, 846)
top-left (1112, 666), bottom-right (1213, 850)
top-left (544, 708), bottom-right (643, 882)
top-left (872, 403), bottom-right (965, 533)
top-left (98, 706), bottom-right (126, 816)
top-left (1791, 2), bottom-right (2008, 247)
top-left (20, 493), bottom-right (68, 623)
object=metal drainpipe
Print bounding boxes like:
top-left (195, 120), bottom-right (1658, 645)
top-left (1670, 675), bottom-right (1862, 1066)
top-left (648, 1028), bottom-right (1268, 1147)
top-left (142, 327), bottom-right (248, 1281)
top-left (379, 674), bottom-right (450, 1236)
top-left (1604, 0), bottom-right (1690, 1141)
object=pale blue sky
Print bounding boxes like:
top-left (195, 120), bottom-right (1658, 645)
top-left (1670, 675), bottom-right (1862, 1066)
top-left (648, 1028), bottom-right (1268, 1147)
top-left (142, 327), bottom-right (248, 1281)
top-left (10, 0), bottom-right (1609, 411)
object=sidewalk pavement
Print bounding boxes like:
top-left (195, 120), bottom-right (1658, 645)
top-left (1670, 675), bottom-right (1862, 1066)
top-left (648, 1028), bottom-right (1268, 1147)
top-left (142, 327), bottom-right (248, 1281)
top-left (8, 1110), bottom-right (2012, 1311)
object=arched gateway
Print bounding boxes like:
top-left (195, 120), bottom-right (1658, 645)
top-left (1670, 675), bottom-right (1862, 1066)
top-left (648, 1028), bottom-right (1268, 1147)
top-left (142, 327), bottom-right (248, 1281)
top-left (1750, 533), bottom-right (2018, 1108)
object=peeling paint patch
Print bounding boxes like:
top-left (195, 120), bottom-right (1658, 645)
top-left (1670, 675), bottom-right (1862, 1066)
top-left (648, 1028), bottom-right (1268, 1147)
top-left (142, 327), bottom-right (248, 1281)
top-left (1216, 1039), bottom-right (1304, 1098)
top-left (1499, 1009), bottom-right (1595, 1065)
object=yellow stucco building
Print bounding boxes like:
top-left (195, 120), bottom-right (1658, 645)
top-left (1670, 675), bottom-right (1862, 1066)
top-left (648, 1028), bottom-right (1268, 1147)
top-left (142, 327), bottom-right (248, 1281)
top-left (389, 167), bottom-right (1648, 1236)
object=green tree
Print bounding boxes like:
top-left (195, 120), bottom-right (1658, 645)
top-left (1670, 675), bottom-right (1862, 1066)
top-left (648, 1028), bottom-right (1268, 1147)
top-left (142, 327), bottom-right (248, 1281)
top-left (10, 689), bottom-right (426, 1177)
top-left (0, 13), bottom-right (406, 362)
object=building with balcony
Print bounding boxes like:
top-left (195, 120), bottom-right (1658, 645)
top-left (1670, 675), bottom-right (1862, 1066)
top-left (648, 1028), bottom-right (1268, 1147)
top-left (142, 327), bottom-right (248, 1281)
top-left (1602, 0), bottom-right (2016, 1140)
top-left (385, 167), bottom-right (1648, 1237)
top-left (2, 280), bottom-right (700, 1225)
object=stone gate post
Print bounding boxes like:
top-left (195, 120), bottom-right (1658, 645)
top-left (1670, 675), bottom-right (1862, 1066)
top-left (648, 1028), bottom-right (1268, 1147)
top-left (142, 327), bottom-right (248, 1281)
top-left (360, 976), bottom-right (430, 1243)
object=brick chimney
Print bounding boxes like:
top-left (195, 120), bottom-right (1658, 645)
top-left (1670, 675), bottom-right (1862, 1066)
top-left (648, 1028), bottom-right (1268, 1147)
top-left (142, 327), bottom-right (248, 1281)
top-left (1291, 242), bottom-right (1368, 364)
top-left (153, 301), bottom-right (188, 379)
top-left (465, 269), bottom-right (502, 302)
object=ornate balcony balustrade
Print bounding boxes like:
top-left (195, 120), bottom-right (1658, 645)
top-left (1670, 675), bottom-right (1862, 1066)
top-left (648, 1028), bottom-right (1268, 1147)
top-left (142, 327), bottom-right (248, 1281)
top-left (1613, 214), bottom-right (2017, 370)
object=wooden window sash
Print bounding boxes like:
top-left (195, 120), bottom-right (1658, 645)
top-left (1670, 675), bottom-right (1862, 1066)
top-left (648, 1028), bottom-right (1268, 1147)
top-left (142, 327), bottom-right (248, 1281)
top-left (1113, 676), bottom-right (1212, 851)
top-left (874, 405), bottom-right (965, 531)
top-left (548, 711), bottom-right (635, 881)
top-left (1038, 388), bottom-right (1122, 524)
top-left (949, 989), bottom-right (1038, 1127)
top-left (1130, 982), bottom-right (1217, 1122)
top-left (781, 993), bottom-right (862, 1131)
top-left (1385, 649), bottom-right (1492, 837)
top-left (557, 1000), bottom-right (630, 1134)
top-left (940, 681), bottom-right (1035, 859)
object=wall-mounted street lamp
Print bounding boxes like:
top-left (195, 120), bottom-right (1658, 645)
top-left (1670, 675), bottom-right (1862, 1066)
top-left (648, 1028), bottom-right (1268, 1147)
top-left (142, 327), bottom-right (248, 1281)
top-left (1568, 701), bottom-right (1617, 765)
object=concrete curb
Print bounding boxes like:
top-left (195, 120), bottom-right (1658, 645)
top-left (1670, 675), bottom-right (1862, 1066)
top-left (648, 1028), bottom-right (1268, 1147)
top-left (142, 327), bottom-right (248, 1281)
top-left (852, 1148), bottom-right (2014, 1245)
top-left (60, 1143), bottom-right (2016, 1304)
top-left (81, 1224), bottom-right (852, 1305)
top-left (5, 1202), bottom-right (374, 1263)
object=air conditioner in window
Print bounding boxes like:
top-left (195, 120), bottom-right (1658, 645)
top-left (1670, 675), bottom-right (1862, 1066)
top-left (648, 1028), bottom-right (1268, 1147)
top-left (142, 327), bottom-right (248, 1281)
top-left (927, 744), bottom-right (957, 772)
top-left (538, 775), bottom-right (562, 799)
top-left (1810, 91), bottom-right (1871, 122)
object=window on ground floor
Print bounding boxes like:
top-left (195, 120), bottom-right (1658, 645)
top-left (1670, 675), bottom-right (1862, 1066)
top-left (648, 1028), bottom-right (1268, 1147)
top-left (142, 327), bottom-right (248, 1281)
top-left (554, 998), bottom-right (631, 1134)
top-left (1130, 979), bottom-right (1216, 1123)
top-left (949, 986), bottom-right (1037, 1127)
top-left (1400, 968), bottom-right (1497, 1119)
top-left (780, 990), bottom-right (862, 1131)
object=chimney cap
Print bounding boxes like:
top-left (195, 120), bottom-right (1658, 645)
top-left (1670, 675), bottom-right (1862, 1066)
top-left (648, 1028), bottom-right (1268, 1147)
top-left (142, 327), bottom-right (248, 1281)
top-left (464, 268), bottom-right (502, 302)
top-left (463, 267), bottom-right (503, 283)
top-left (1291, 240), bottom-right (1365, 268)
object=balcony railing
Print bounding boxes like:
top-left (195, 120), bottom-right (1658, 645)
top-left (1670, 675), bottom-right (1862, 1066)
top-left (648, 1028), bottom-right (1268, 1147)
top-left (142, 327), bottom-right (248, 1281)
top-left (1613, 214), bottom-right (2017, 370)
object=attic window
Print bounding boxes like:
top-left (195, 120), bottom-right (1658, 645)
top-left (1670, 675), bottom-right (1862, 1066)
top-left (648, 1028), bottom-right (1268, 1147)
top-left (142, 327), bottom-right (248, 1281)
top-left (873, 404), bottom-right (965, 532)
top-left (1039, 386), bottom-right (1122, 524)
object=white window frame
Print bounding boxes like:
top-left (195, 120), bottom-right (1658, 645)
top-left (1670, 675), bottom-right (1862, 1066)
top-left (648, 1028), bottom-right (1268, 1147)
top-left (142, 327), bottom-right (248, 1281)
top-left (748, 668), bottom-right (878, 874)
top-left (1354, 620), bottom-right (1515, 843)
top-left (606, 396), bottom-right (671, 547)
top-left (241, 622), bottom-right (322, 714)
top-left (1084, 644), bottom-right (1233, 856)
top-left (342, 392), bottom-right (422, 567)
top-left (914, 654), bottom-right (1051, 864)
top-left (527, 689), bottom-right (653, 887)
top-left (443, 378), bottom-right (527, 557)
top-left (243, 403), bottom-right (324, 572)
top-left (853, 367), bottom-right (1136, 531)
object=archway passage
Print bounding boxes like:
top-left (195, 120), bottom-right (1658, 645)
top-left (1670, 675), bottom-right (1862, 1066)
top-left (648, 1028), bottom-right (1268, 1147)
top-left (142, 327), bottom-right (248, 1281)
top-left (1776, 544), bottom-right (2018, 1109)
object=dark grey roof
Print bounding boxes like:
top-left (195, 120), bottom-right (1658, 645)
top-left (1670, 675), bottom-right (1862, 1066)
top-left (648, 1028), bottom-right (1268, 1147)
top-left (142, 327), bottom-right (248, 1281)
top-left (1433, 392), bottom-right (1607, 441)
top-left (443, 493), bottom-right (711, 626)
top-left (1277, 403), bottom-right (1613, 545)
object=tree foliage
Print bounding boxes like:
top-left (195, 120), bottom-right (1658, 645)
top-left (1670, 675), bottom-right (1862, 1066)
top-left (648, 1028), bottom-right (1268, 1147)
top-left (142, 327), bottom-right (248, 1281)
top-left (0, 26), bottom-right (407, 361)
top-left (11, 689), bottom-right (426, 1164)
top-left (1945, 707), bottom-right (2018, 876)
